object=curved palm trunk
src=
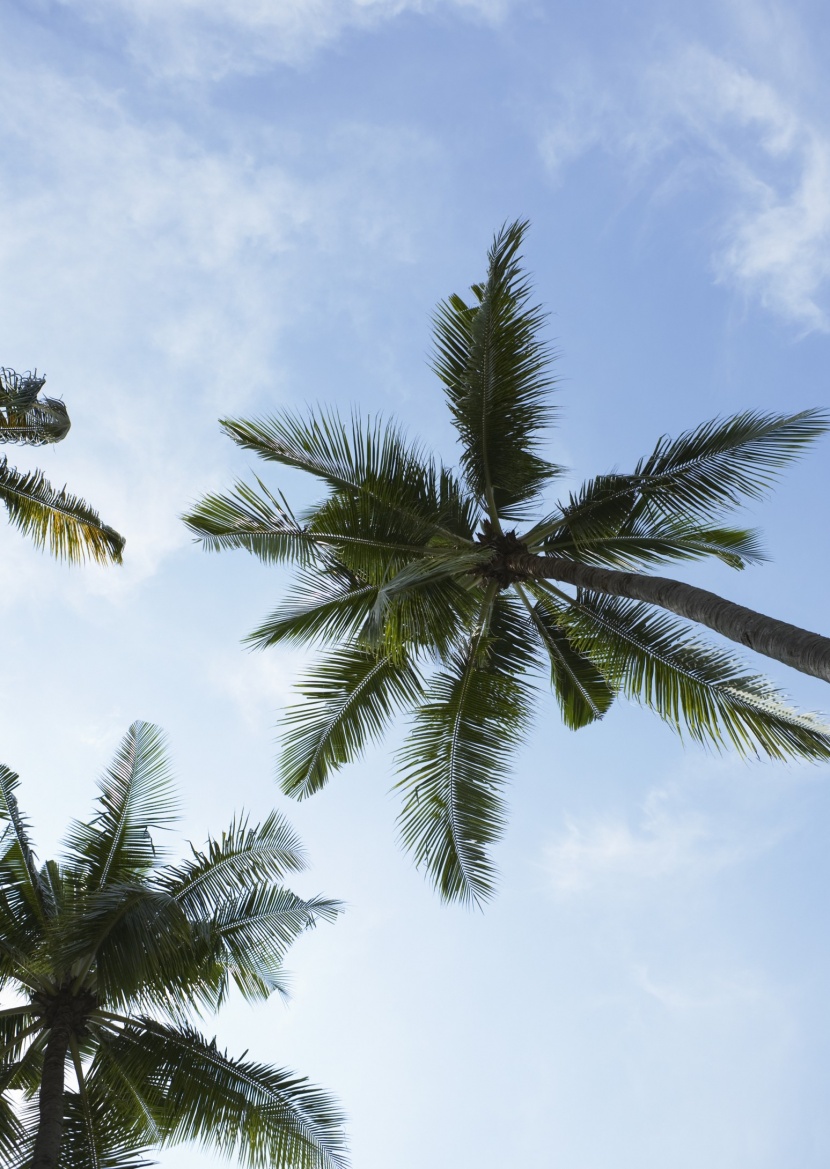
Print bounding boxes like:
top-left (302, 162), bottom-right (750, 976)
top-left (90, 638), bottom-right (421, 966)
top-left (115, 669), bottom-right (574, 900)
top-left (524, 555), bottom-right (830, 684)
top-left (32, 1018), bottom-right (71, 1169)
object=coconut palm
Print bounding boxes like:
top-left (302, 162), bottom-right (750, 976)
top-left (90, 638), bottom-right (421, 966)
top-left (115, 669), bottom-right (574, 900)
top-left (184, 220), bottom-right (830, 906)
top-left (0, 721), bottom-right (347, 1169)
top-left (0, 368), bottom-right (124, 564)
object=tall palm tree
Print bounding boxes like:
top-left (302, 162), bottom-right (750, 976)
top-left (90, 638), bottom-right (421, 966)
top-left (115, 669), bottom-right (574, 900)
top-left (0, 721), bottom-right (347, 1169)
top-left (184, 220), bottom-right (830, 906)
top-left (0, 368), bottom-right (124, 564)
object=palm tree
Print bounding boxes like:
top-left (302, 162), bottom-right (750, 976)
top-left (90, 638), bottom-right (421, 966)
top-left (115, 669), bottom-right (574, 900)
top-left (0, 368), bottom-right (124, 564)
top-left (183, 220), bottom-right (830, 906)
top-left (0, 721), bottom-right (347, 1169)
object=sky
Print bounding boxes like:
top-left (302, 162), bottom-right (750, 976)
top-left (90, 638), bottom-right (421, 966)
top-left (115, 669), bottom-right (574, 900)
top-left (2, 0), bottom-right (830, 1166)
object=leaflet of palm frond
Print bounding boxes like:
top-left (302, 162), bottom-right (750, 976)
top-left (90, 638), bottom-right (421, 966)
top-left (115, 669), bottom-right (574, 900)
top-left (431, 220), bottom-right (560, 516)
top-left (552, 589), bottom-right (830, 760)
top-left (0, 460), bottom-right (125, 564)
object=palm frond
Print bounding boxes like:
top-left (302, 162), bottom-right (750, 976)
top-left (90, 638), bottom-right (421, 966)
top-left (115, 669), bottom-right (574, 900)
top-left (0, 1089), bottom-right (25, 1162)
top-left (60, 885), bottom-right (191, 1009)
top-left (432, 219), bottom-right (559, 518)
top-left (395, 591), bottom-right (535, 904)
top-left (183, 477), bottom-right (323, 566)
top-left (550, 587), bottom-right (830, 760)
top-left (0, 459), bottom-right (124, 564)
top-left (247, 563), bottom-right (380, 650)
top-left (104, 1020), bottom-right (349, 1169)
top-left (0, 765), bottom-right (48, 925)
top-left (0, 368), bottom-right (71, 446)
top-left (158, 812), bottom-right (307, 916)
top-left (633, 409), bottom-right (828, 521)
top-left (515, 586), bottom-right (616, 729)
top-left (212, 887), bottom-right (341, 1002)
top-left (279, 648), bottom-right (424, 799)
top-left (63, 722), bottom-right (178, 888)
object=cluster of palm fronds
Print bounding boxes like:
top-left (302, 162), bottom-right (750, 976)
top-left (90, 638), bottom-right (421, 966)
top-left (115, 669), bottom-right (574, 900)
top-left (0, 722), bottom-right (346, 1169)
top-left (185, 220), bottom-right (830, 905)
top-left (0, 367), bottom-right (124, 565)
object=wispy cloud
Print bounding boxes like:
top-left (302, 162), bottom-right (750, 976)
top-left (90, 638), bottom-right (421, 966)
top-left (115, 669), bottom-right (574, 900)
top-left (543, 760), bottom-right (799, 897)
top-left (0, 65), bottom-right (439, 604)
top-left (539, 42), bottom-right (830, 331)
top-left (61, 0), bottom-right (514, 79)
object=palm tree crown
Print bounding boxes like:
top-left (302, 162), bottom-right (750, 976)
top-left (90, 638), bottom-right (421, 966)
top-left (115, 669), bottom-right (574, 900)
top-left (0, 367), bottom-right (124, 565)
top-left (0, 721), bottom-right (347, 1169)
top-left (184, 220), bottom-right (830, 906)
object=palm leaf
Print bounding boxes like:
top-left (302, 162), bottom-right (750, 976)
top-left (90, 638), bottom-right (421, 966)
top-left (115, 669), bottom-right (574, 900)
top-left (159, 813), bottom-right (308, 916)
top-left (550, 587), bottom-right (830, 760)
top-left (0, 368), bottom-right (71, 446)
top-left (0, 459), bottom-right (124, 564)
top-left (0, 765), bottom-right (47, 925)
top-left (103, 1020), bottom-right (349, 1169)
top-left (63, 722), bottom-right (178, 888)
top-left (395, 591), bottom-right (535, 904)
top-left (279, 648), bottom-right (424, 799)
top-left (212, 886), bottom-right (341, 1001)
top-left (431, 219), bottom-right (559, 518)
top-left (516, 586), bottom-right (615, 729)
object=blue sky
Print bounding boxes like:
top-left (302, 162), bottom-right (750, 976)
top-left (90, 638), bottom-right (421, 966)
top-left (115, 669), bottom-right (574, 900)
top-left (2, 0), bottom-right (830, 1165)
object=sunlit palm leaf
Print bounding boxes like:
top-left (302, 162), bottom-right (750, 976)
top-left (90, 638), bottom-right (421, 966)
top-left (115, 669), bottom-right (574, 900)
top-left (0, 459), bottom-right (124, 565)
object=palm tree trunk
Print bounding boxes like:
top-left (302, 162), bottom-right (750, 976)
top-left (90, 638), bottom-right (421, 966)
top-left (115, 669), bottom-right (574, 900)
top-left (524, 555), bottom-right (830, 684)
top-left (31, 1017), bottom-right (71, 1169)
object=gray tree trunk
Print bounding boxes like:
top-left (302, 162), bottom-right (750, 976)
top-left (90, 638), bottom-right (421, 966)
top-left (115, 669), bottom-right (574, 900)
top-left (31, 1018), bottom-right (71, 1169)
top-left (523, 555), bottom-right (830, 684)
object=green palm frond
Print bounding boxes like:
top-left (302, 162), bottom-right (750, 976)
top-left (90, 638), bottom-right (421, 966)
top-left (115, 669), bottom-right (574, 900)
top-left (106, 1020), bottom-right (349, 1169)
top-left (63, 723), bottom-right (179, 888)
top-left (223, 407), bottom-right (429, 498)
top-left (159, 813), bottom-right (308, 916)
top-left (248, 563), bottom-right (381, 650)
top-left (213, 887), bottom-right (341, 1002)
top-left (552, 588), bottom-right (830, 760)
top-left (280, 648), bottom-right (424, 799)
top-left (516, 586), bottom-right (615, 729)
top-left (0, 1090), bottom-right (25, 1161)
top-left (60, 885), bottom-right (191, 1007)
top-left (432, 218), bottom-right (559, 519)
top-left (542, 505), bottom-right (767, 570)
top-left (633, 409), bottom-right (829, 521)
top-left (395, 590), bottom-right (535, 904)
top-left (183, 477), bottom-right (321, 565)
top-left (0, 766), bottom-right (47, 925)
top-left (0, 459), bottom-right (124, 565)
top-left (0, 368), bottom-right (71, 446)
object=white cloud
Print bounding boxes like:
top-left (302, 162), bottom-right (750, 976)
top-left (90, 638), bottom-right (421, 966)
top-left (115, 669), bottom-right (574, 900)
top-left (539, 43), bottom-right (830, 331)
top-left (60, 0), bottom-right (514, 79)
top-left (0, 65), bottom-right (439, 605)
top-left (543, 760), bottom-right (797, 897)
